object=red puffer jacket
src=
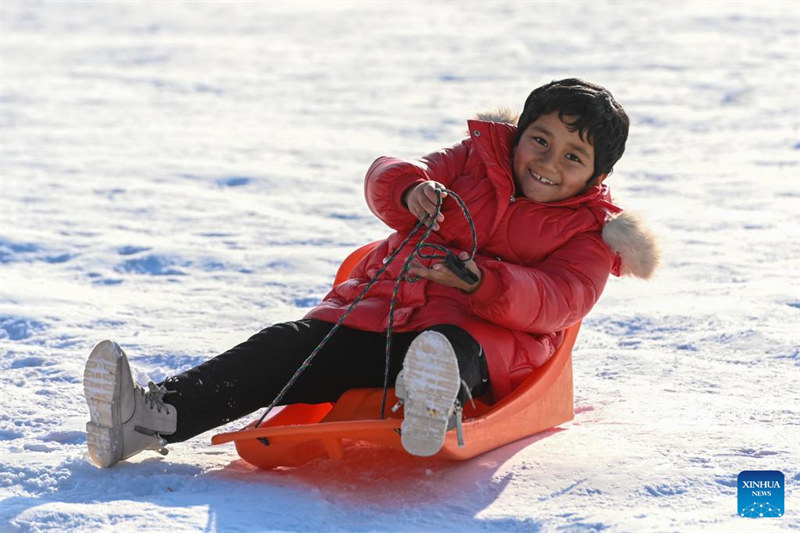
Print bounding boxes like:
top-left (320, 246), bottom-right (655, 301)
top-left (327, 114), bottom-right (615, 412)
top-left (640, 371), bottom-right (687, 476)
top-left (307, 120), bottom-right (622, 400)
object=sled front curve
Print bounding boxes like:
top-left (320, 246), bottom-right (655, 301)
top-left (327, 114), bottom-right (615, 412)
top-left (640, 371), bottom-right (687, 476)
top-left (211, 242), bottom-right (577, 469)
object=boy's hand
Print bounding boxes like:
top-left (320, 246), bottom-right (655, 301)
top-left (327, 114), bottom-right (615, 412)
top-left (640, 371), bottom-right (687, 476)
top-left (403, 181), bottom-right (446, 231)
top-left (408, 252), bottom-right (482, 294)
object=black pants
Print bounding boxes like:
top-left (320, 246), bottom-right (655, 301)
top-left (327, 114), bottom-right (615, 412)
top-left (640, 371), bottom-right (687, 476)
top-left (162, 319), bottom-right (489, 442)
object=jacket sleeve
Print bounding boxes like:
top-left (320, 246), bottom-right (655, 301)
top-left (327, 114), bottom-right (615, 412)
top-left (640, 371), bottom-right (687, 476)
top-left (468, 232), bottom-right (615, 333)
top-left (364, 139), bottom-right (470, 232)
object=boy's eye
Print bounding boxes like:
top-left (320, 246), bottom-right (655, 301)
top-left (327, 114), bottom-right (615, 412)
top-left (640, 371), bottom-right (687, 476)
top-left (566, 153), bottom-right (582, 163)
top-left (532, 136), bottom-right (547, 147)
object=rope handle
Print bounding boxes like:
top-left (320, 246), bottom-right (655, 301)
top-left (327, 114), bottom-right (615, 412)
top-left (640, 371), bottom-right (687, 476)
top-left (442, 254), bottom-right (479, 285)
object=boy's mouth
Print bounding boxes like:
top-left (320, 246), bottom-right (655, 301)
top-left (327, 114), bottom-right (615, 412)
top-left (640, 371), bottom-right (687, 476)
top-left (530, 170), bottom-right (557, 186)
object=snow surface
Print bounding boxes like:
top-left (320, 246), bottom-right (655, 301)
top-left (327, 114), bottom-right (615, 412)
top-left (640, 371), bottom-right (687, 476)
top-left (1, 1), bottom-right (799, 531)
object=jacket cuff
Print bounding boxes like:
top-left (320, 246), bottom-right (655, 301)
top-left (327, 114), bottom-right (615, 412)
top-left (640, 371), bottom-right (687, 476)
top-left (393, 177), bottom-right (427, 211)
top-left (468, 266), bottom-right (503, 307)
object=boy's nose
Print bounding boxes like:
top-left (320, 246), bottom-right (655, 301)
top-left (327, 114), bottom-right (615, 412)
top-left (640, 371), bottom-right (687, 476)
top-left (538, 151), bottom-right (559, 174)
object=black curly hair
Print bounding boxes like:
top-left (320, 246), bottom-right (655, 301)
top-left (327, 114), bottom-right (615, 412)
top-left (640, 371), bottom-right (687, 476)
top-left (515, 79), bottom-right (629, 183)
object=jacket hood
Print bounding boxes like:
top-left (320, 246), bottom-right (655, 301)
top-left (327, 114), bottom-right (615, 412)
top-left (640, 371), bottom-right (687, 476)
top-left (474, 107), bottom-right (520, 125)
top-left (472, 113), bottom-right (660, 280)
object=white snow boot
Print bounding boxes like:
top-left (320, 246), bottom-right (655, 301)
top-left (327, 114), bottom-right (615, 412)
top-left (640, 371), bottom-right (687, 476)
top-left (83, 340), bottom-right (177, 468)
top-left (394, 331), bottom-right (463, 457)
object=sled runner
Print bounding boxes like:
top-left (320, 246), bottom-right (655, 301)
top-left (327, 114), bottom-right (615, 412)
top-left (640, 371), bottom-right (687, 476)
top-left (211, 242), bottom-right (578, 469)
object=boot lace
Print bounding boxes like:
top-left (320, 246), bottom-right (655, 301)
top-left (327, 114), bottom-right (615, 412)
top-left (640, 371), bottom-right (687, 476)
top-left (134, 382), bottom-right (172, 456)
top-left (141, 381), bottom-right (171, 415)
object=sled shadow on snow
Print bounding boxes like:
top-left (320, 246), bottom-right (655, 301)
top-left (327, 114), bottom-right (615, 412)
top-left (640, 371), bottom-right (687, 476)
top-left (197, 428), bottom-right (562, 531)
top-left (0, 430), bottom-right (561, 532)
top-left (211, 427), bottom-right (565, 504)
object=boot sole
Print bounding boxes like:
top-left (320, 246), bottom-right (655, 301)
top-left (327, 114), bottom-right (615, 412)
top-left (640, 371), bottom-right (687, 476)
top-left (83, 340), bottom-right (124, 467)
top-left (400, 331), bottom-right (460, 457)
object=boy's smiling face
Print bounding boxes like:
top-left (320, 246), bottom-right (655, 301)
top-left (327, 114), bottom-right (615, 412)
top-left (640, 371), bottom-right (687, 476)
top-left (512, 112), bottom-right (604, 203)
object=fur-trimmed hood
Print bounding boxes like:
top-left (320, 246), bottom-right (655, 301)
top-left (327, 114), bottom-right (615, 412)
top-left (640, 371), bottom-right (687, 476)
top-left (475, 109), bottom-right (660, 279)
top-left (603, 212), bottom-right (660, 279)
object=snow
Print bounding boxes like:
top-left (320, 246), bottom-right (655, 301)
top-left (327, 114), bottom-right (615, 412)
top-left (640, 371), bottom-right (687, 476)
top-left (1, 0), bottom-right (798, 531)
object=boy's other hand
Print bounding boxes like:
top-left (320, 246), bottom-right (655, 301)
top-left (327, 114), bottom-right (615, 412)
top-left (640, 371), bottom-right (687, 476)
top-left (408, 252), bottom-right (482, 294)
top-left (402, 181), bottom-right (446, 231)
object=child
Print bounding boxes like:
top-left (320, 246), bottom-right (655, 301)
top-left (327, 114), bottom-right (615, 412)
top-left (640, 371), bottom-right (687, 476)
top-left (83, 78), bottom-right (658, 468)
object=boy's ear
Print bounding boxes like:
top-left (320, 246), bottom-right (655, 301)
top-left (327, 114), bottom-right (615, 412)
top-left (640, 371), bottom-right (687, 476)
top-left (595, 173), bottom-right (609, 185)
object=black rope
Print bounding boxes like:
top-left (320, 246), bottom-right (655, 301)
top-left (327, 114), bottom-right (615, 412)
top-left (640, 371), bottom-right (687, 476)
top-left (378, 189), bottom-right (477, 416)
top-left (253, 188), bottom-right (476, 430)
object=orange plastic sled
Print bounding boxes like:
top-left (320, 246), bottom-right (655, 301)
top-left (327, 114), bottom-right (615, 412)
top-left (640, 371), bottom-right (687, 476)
top-left (211, 242), bottom-right (578, 469)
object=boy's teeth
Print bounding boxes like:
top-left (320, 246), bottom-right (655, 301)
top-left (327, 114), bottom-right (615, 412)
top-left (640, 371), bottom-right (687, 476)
top-left (531, 171), bottom-right (556, 185)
